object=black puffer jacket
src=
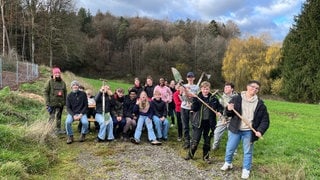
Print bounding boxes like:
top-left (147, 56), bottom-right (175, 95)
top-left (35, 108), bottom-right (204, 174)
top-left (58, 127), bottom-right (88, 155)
top-left (191, 92), bottom-right (223, 129)
top-left (95, 92), bottom-right (111, 114)
top-left (226, 95), bottom-right (270, 143)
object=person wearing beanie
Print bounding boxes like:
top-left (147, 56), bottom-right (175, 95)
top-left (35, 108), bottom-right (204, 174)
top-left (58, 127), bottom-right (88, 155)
top-left (43, 67), bottom-right (67, 134)
top-left (65, 80), bottom-right (89, 144)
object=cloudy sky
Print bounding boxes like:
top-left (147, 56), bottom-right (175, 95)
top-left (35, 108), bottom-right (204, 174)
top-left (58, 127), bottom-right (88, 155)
top-left (76, 0), bottom-right (305, 42)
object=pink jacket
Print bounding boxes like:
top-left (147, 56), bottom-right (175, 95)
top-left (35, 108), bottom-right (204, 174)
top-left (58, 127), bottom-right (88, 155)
top-left (153, 85), bottom-right (172, 103)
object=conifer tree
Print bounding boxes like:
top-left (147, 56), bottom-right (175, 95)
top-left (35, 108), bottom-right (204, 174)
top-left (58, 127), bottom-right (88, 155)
top-left (281, 0), bottom-right (320, 103)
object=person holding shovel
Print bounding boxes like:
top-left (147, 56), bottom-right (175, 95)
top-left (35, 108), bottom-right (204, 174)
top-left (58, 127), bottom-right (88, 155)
top-left (94, 85), bottom-right (115, 142)
top-left (220, 80), bottom-right (270, 179)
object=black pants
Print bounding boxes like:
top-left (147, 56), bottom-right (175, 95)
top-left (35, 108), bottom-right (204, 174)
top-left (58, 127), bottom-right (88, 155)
top-left (176, 111), bottom-right (183, 138)
top-left (190, 119), bottom-right (211, 159)
top-left (181, 108), bottom-right (193, 145)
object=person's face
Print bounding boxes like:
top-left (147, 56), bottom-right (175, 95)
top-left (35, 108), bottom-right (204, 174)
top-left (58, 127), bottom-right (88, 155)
top-left (135, 79), bottom-right (140, 86)
top-left (129, 92), bottom-right (137, 100)
top-left (154, 92), bottom-right (161, 100)
top-left (146, 79), bottom-right (153, 86)
top-left (53, 72), bottom-right (61, 78)
top-left (72, 84), bottom-right (79, 92)
top-left (187, 76), bottom-right (195, 82)
top-left (247, 83), bottom-right (260, 96)
top-left (201, 86), bottom-right (210, 96)
top-left (140, 92), bottom-right (147, 101)
top-left (116, 91), bottom-right (124, 97)
top-left (224, 85), bottom-right (233, 94)
top-left (159, 78), bottom-right (165, 86)
top-left (169, 80), bottom-right (175, 88)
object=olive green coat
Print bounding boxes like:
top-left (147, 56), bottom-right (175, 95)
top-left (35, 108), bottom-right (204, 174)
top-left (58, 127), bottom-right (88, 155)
top-left (44, 78), bottom-right (67, 107)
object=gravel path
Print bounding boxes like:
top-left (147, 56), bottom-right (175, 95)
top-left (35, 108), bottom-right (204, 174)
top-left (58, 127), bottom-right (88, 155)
top-left (75, 141), bottom-right (236, 180)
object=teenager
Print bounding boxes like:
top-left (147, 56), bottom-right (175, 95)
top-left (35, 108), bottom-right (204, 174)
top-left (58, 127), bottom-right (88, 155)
top-left (220, 80), bottom-right (270, 179)
top-left (184, 81), bottom-right (222, 163)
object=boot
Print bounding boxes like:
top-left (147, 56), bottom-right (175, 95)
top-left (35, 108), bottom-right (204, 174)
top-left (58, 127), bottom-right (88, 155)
top-left (79, 134), bottom-right (86, 142)
top-left (66, 135), bottom-right (73, 144)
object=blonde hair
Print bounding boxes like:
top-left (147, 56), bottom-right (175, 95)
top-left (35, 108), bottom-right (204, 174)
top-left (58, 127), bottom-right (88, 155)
top-left (200, 81), bottom-right (211, 88)
top-left (138, 91), bottom-right (150, 110)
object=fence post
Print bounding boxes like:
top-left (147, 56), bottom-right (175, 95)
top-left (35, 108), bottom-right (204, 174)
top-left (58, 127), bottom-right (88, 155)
top-left (16, 60), bottom-right (19, 85)
top-left (0, 57), bottom-right (2, 88)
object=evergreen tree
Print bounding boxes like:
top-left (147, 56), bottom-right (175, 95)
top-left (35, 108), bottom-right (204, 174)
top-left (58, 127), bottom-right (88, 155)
top-left (281, 0), bottom-right (320, 103)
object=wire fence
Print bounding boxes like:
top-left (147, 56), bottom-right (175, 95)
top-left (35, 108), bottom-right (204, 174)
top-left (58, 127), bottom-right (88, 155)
top-left (0, 57), bottom-right (39, 89)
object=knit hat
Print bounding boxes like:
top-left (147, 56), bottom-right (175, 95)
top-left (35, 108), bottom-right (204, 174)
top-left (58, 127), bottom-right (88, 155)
top-left (52, 67), bottom-right (61, 74)
top-left (70, 80), bottom-right (80, 87)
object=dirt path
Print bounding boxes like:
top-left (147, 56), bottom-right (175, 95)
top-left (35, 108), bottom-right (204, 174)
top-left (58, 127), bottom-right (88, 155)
top-left (75, 141), bottom-right (235, 180)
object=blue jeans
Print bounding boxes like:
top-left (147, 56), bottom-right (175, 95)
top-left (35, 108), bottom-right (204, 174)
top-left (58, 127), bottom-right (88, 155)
top-left (95, 113), bottom-right (114, 140)
top-left (152, 115), bottom-right (169, 139)
top-left (134, 115), bottom-right (156, 141)
top-left (65, 114), bottom-right (88, 136)
top-left (225, 130), bottom-right (253, 170)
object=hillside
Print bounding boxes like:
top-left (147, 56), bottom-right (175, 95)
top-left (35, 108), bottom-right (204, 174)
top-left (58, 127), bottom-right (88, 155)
top-left (1, 67), bottom-right (319, 179)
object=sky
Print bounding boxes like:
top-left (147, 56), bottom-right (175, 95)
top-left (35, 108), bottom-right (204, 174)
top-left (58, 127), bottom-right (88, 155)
top-left (76, 0), bottom-right (305, 42)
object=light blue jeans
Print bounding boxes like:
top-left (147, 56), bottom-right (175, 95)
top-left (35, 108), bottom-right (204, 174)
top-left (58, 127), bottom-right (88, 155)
top-left (134, 115), bottom-right (156, 141)
top-left (65, 114), bottom-right (88, 136)
top-left (225, 130), bottom-right (253, 170)
top-left (152, 116), bottom-right (169, 139)
top-left (95, 113), bottom-right (114, 140)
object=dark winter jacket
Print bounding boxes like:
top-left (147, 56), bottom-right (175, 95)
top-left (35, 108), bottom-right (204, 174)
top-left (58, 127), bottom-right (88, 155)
top-left (123, 95), bottom-right (137, 118)
top-left (151, 98), bottom-right (167, 118)
top-left (191, 92), bottom-right (223, 129)
top-left (43, 78), bottom-right (67, 107)
top-left (95, 92), bottom-right (111, 114)
top-left (144, 85), bottom-right (155, 99)
top-left (226, 95), bottom-right (270, 143)
top-left (110, 94), bottom-right (124, 117)
top-left (66, 91), bottom-right (88, 116)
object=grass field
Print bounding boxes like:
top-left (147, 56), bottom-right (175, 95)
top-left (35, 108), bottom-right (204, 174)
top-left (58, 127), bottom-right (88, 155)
top-left (1, 67), bottom-right (320, 179)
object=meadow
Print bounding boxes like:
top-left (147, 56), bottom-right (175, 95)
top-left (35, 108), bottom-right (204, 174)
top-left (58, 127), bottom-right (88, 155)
top-left (0, 67), bottom-right (319, 179)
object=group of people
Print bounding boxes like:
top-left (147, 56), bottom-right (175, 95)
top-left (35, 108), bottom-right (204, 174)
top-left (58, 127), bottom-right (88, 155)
top-left (44, 67), bottom-right (270, 179)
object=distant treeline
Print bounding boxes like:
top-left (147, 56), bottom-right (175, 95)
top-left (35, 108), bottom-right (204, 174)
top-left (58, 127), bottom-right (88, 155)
top-left (0, 0), bottom-right (240, 87)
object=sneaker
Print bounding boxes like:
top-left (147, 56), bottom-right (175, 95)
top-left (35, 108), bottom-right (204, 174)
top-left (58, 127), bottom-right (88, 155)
top-left (130, 138), bottom-right (140, 144)
top-left (184, 154), bottom-right (192, 160)
top-left (220, 162), bottom-right (233, 171)
top-left (151, 139), bottom-right (162, 145)
top-left (66, 136), bottom-right (73, 144)
top-left (203, 158), bottom-right (212, 164)
top-left (241, 169), bottom-right (250, 179)
top-left (212, 145), bottom-right (219, 151)
top-left (95, 137), bottom-right (104, 143)
top-left (177, 137), bottom-right (182, 142)
top-left (183, 143), bottom-right (190, 149)
top-left (79, 134), bottom-right (86, 142)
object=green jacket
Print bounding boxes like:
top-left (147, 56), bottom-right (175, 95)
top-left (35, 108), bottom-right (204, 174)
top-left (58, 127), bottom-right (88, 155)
top-left (43, 78), bottom-right (67, 107)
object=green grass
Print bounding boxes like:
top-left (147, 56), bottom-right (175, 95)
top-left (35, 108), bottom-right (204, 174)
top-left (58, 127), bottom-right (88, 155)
top-left (1, 66), bottom-right (320, 179)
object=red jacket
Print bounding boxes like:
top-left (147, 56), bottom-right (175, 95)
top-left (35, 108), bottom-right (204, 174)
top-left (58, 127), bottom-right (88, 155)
top-left (173, 90), bottom-right (182, 112)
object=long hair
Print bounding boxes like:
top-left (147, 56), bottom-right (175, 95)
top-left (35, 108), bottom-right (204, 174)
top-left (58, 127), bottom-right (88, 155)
top-left (138, 91), bottom-right (150, 111)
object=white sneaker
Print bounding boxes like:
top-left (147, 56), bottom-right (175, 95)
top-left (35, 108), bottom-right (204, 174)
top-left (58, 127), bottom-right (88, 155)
top-left (241, 169), bottom-right (250, 179)
top-left (220, 162), bottom-right (233, 171)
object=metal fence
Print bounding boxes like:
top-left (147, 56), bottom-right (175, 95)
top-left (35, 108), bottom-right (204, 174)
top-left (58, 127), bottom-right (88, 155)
top-left (0, 57), bottom-right (39, 89)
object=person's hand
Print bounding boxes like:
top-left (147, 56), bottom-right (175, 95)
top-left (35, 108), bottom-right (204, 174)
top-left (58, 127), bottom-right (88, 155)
top-left (136, 98), bottom-right (141, 105)
top-left (227, 103), bottom-right (234, 111)
top-left (255, 131), bottom-right (262, 138)
top-left (160, 117), bottom-right (165, 121)
top-left (216, 112), bottom-right (222, 117)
